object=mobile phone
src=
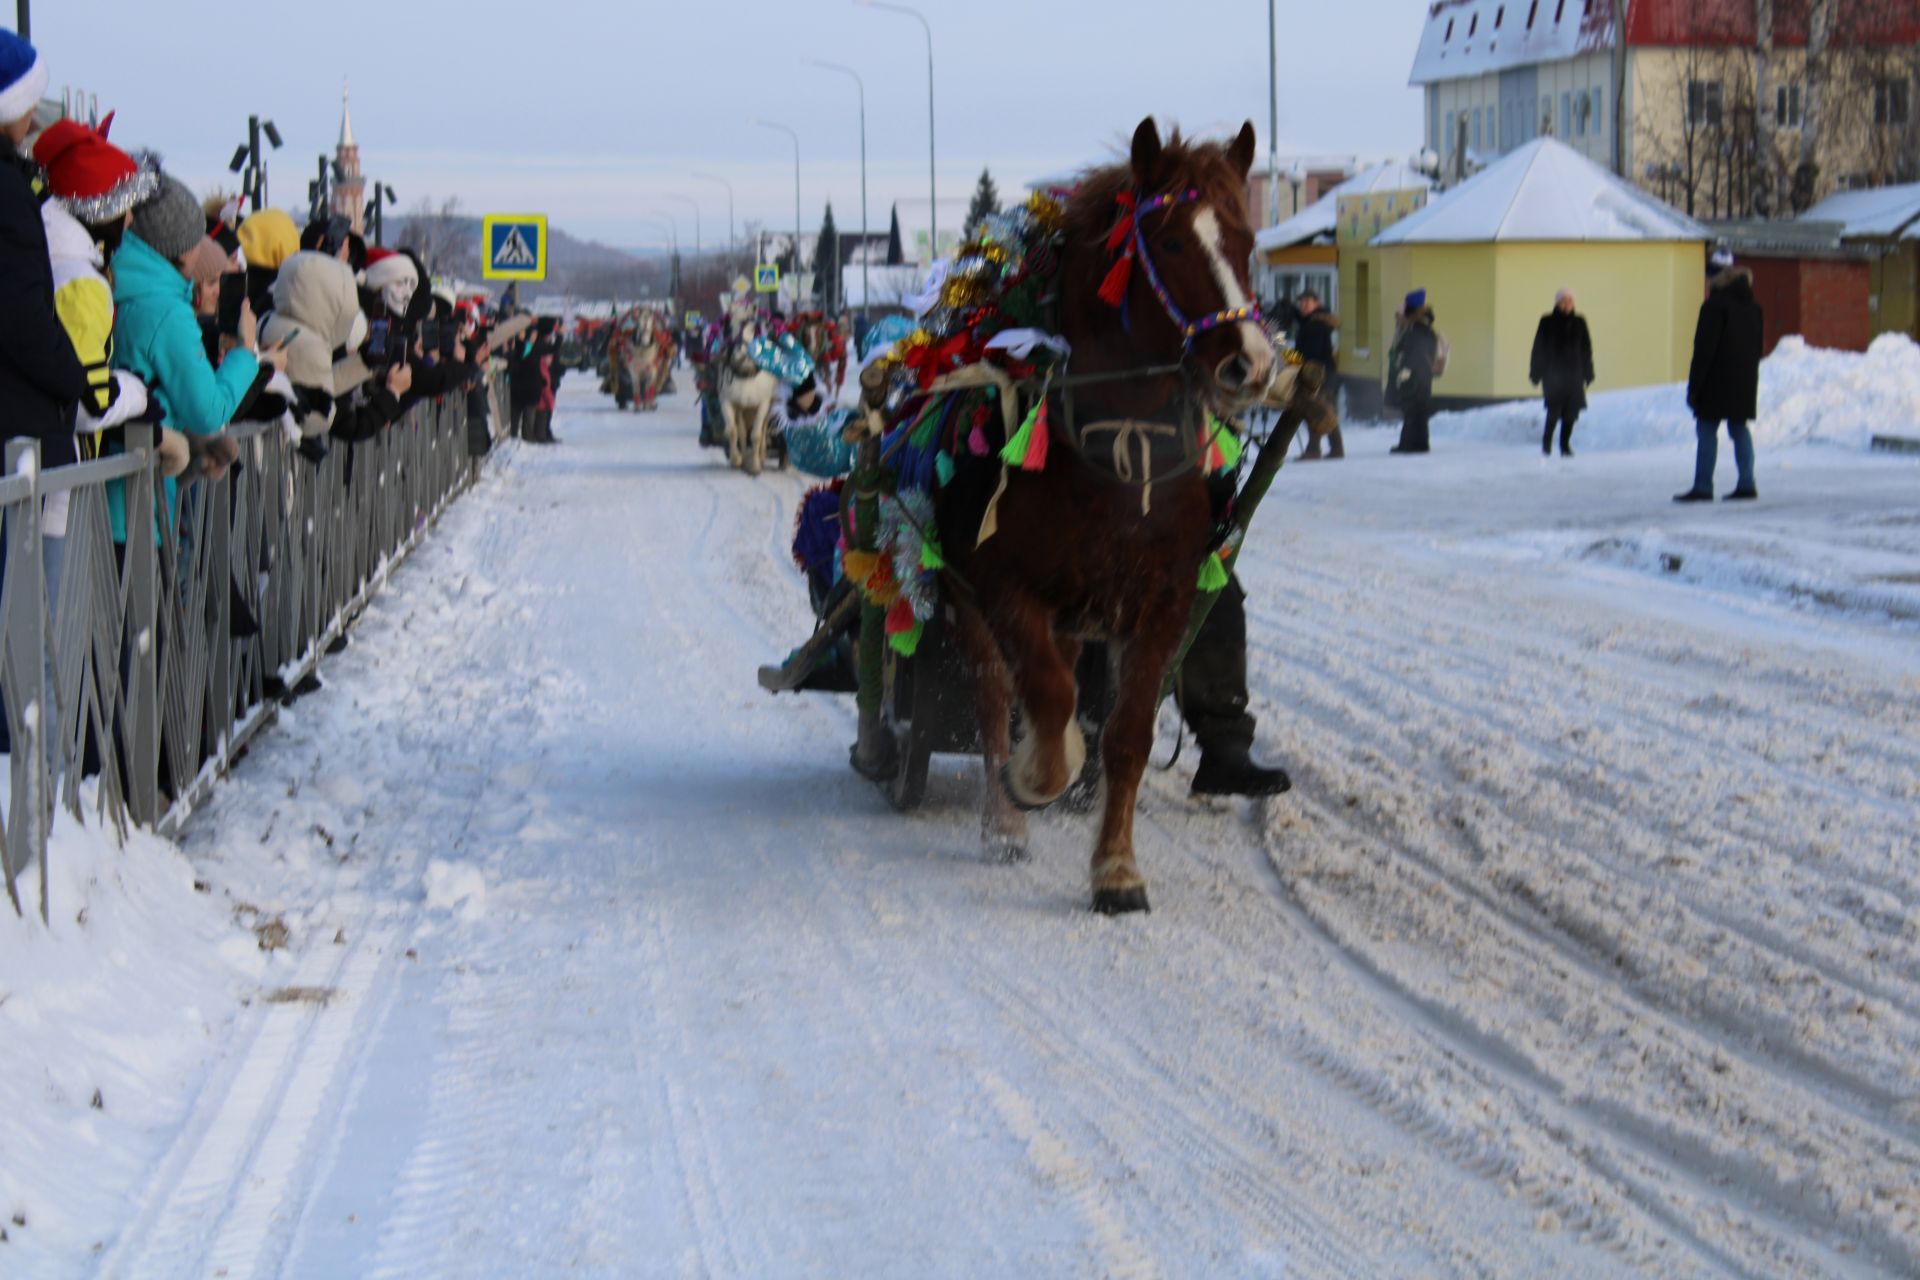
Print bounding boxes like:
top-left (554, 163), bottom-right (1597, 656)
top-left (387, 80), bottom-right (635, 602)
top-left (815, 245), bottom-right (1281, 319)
top-left (421, 319), bottom-right (442, 356)
top-left (216, 274), bottom-right (248, 338)
top-left (437, 322), bottom-right (457, 359)
top-left (367, 318), bottom-right (389, 360)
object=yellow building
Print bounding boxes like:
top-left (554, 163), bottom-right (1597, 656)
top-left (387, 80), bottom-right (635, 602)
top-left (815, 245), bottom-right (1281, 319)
top-left (1370, 138), bottom-right (1706, 406)
top-left (1800, 184), bottom-right (1920, 341)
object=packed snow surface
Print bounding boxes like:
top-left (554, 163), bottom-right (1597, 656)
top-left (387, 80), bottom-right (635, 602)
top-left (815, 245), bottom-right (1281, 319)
top-left (3, 360), bottom-right (1918, 1278)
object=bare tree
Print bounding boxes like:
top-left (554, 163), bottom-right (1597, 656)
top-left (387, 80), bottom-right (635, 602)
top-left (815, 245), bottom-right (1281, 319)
top-left (1792, 0), bottom-right (1833, 209)
top-left (399, 195), bottom-right (467, 278)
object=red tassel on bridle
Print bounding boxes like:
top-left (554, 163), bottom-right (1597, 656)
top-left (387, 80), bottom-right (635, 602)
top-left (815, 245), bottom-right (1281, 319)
top-left (1098, 190), bottom-right (1139, 309)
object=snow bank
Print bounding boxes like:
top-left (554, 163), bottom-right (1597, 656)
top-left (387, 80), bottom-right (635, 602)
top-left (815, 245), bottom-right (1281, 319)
top-left (0, 799), bottom-right (252, 1262)
top-left (1433, 333), bottom-right (1920, 452)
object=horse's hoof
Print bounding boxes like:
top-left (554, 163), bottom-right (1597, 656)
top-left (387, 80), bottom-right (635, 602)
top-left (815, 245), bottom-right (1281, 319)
top-left (999, 764), bottom-right (1057, 813)
top-left (984, 834), bottom-right (1029, 865)
top-left (1092, 886), bottom-right (1150, 915)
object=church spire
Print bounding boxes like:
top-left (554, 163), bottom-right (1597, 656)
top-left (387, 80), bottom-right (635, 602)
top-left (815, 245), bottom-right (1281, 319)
top-left (339, 80), bottom-right (356, 150)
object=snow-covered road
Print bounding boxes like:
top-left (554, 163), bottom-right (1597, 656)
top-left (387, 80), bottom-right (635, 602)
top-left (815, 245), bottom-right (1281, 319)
top-left (18, 377), bottom-right (1920, 1278)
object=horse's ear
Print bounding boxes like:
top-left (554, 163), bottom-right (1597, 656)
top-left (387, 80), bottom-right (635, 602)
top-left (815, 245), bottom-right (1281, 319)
top-left (1130, 117), bottom-right (1163, 186)
top-left (1227, 121), bottom-right (1258, 178)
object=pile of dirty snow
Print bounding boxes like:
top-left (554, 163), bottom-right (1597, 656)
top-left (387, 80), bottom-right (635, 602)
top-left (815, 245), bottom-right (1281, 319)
top-left (1433, 332), bottom-right (1920, 452)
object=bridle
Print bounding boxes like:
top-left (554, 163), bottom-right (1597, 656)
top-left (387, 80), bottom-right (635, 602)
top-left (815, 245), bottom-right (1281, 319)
top-left (1105, 187), bottom-right (1263, 354)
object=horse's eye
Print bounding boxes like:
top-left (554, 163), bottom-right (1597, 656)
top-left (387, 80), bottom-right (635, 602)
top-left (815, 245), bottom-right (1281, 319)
top-left (1159, 237), bottom-right (1183, 255)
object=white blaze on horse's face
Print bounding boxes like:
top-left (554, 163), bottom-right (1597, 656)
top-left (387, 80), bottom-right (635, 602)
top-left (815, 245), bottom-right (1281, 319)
top-left (1192, 205), bottom-right (1277, 402)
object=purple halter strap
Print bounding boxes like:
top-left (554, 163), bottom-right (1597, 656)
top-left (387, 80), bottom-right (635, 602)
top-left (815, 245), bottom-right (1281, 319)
top-left (1122, 187), bottom-right (1263, 352)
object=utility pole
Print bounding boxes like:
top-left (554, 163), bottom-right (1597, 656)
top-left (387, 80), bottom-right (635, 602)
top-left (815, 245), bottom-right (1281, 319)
top-left (16, 1), bottom-right (28, 40)
top-left (857, 2), bottom-right (936, 262)
top-left (1268, 0), bottom-right (1280, 225)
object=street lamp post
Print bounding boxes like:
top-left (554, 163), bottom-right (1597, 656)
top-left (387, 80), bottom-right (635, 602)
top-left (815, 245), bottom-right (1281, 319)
top-left (855, 1), bottom-right (935, 263)
top-left (804, 57), bottom-right (870, 328)
top-left (755, 118), bottom-right (802, 311)
top-left (667, 192), bottom-right (701, 304)
top-left (645, 214), bottom-right (679, 304)
top-left (691, 171), bottom-right (735, 272)
top-left (1267, 0), bottom-right (1280, 227)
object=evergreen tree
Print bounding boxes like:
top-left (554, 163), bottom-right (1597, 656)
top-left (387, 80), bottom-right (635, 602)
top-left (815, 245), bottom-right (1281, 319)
top-left (964, 168), bottom-right (1001, 239)
top-left (813, 202), bottom-right (839, 311)
top-left (887, 206), bottom-right (905, 266)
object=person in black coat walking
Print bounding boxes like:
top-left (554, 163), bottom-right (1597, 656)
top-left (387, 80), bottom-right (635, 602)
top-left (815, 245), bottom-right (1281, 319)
top-left (1529, 289), bottom-right (1594, 457)
top-left (1389, 290), bottom-right (1442, 454)
top-left (0, 32), bottom-right (91, 462)
top-left (1677, 248), bottom-right (1764, 502)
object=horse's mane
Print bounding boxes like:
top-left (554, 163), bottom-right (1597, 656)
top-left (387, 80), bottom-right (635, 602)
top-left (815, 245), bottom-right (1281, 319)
top-left (1059, 128), bottom-right (1251, 250)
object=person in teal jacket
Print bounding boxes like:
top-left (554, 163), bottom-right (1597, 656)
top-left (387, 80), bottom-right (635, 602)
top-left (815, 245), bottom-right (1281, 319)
top-left (108, 171), bottom-right (276, 540)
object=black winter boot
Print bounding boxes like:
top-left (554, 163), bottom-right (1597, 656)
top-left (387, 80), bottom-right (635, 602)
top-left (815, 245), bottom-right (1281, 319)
top-left (1190, 742), bottom-right (1293, 797)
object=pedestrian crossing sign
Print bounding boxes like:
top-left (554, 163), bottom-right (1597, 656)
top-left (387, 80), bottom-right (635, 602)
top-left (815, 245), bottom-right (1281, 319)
top-left (753, 264), bottom-right (779, 293)
top-left (684, 310), bottom-right (703, 330)
top-left (482, 215), bottom-right (548, 281)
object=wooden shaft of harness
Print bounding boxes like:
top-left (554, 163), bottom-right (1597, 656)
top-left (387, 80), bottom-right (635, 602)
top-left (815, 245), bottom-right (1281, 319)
top-left (850, 436), bottom-right (890, 773)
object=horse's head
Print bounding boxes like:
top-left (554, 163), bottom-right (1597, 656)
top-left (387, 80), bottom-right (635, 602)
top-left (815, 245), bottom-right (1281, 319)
top-left (1064, 117), bottom-right (1275, 414)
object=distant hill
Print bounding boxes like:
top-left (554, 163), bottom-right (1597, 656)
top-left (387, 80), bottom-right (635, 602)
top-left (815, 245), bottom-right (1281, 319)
top-left (387, 214), bottom-right (669, 301)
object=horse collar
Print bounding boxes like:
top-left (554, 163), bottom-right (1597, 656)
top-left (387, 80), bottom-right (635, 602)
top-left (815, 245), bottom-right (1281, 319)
top-left (1104, 187), bottom-right (1262, 353)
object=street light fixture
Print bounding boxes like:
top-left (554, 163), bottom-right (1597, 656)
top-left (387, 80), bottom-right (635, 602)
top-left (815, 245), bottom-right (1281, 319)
top-left (754, 118), bottom-right (802, 310)
top-left (803, 56), bottom-right (870, 327)
top-left (854, 0), bottom-right (936, 264)
top-left (364, 182), bottom-right (397, 246)
top-left (231, 114), bottom-right (283, 213)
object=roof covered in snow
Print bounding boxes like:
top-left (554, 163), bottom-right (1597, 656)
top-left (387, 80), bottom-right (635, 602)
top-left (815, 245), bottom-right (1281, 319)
top-left (1374, 138), bottom-right (1707, 245)
top-left (1799, 184), bottom-right (1920, 241)
top-left (1409, 0), bottom-right (1615, 86)
top-left (1255, 161), bottom-right (1436, 252)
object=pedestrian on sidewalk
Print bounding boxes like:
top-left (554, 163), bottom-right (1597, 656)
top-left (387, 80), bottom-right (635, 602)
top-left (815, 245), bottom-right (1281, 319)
top-left (1388, 290), bottom-right (1443, 454)
top-left (1530, 288), bottom-right (1593, 457)
top-left (1676, 248), bottom-right (1763, 503)
top-left (1292, 290), bottom-right (1344, 460)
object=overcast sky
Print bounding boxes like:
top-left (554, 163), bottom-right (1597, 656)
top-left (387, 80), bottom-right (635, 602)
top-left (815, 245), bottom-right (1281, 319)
top-left (25, 0), bottom-right (1424, 249)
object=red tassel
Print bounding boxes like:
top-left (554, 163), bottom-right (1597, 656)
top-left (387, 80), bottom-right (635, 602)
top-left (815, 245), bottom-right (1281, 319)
top-left (1098, 252), bottom-right (1133, 308)
top-left (1021, 399), bottom-right (1050, 471)
top-left (885, 595), bottom-right (916, 635)
top-left (1105, 192), bottom-right (1136, 254)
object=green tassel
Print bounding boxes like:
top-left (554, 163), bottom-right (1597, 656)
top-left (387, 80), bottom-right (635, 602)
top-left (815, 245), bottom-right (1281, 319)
top-left (934, 450), bottom-right (956, 487)
top-left (888, 619), bottom-right (924, 657)
top-left (1211, 417), bottom-right (1243, 469)
top-left (1000, 401), bottom-right (1039, 466)
top-left (920, 539), bottom-right (945, 570)
top-left (1196, 551), bottom-right (1230, 591)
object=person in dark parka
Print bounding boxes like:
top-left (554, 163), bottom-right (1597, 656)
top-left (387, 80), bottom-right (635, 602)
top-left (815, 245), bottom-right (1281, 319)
top-left (1677, 247), bottom-right (1764, 502)
top-left (1291, 291), bottom-right (1344, 460)
top-left (1529, 289), bottom-right (1594, 457)
top-left (1389, 290), bottom-right (1441, 454)
top-left (0, 31), bottom-right (92, 460)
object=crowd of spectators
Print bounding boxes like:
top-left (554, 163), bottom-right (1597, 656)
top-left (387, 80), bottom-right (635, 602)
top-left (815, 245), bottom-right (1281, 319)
top-left (0, 28), bottom-right (525, 594)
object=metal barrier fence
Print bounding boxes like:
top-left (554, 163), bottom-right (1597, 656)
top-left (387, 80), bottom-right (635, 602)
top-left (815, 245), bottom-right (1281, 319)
top-left (0, 377), bottom-right (507, 921)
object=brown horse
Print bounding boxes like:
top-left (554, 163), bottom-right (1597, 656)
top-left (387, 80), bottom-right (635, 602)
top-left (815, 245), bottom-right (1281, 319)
top-left (936, 118), bottom-right (1275, 914)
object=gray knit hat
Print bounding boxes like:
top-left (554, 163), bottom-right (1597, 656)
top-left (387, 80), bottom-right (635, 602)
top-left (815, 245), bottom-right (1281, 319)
top-left (131, 172), bottom-right (204, 263)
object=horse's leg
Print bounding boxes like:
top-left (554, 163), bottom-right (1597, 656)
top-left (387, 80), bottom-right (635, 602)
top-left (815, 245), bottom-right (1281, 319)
top-left (953, 599), bottom-right (1027, 862)
top-left (1090, 614), bottom-right (1184, 914)
top-left (999, 592), bottom-right (1083, 809)
top-left (745, 396), bottom-right (768, 476)
top-left (722, 397), bottom-right (744, 469)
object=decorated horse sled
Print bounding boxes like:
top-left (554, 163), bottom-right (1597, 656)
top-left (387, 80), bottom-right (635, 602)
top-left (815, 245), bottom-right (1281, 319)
top-left (758, 119), bottom-right (1334, 913)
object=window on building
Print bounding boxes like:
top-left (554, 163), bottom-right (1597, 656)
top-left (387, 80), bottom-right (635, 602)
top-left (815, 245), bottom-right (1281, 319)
top-left (1554, 0), bottom-right (1566, 21)
top-left (1591, 88), bottom-right (1604, 136)
top-left (1355, 261), bottom-right (1372, 358)
top-left (1687, 80), bottom-right (1724, 129)
top-left (1468, 13), bottom-right (1478, 36)
top-left (1575, 93), bottom-right (1586, 137)
top-left (1445, 17), bottom-right (1454, 41)
top-left (1776, 84), bottom-right (1802, 128)
top-left (1473, 106), bottom-right (1483, 151)
top-left (1542, 95), bottom-right (1553, 135)
top-left (1561, 91), bottom-right (1572, 137)
top-left (1875, 79), bottom-right (1911, 128)
top-left (1526, 0), bottom-right (1538, 29)
top-left (1495, 6), bottom-right (1505, 28)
